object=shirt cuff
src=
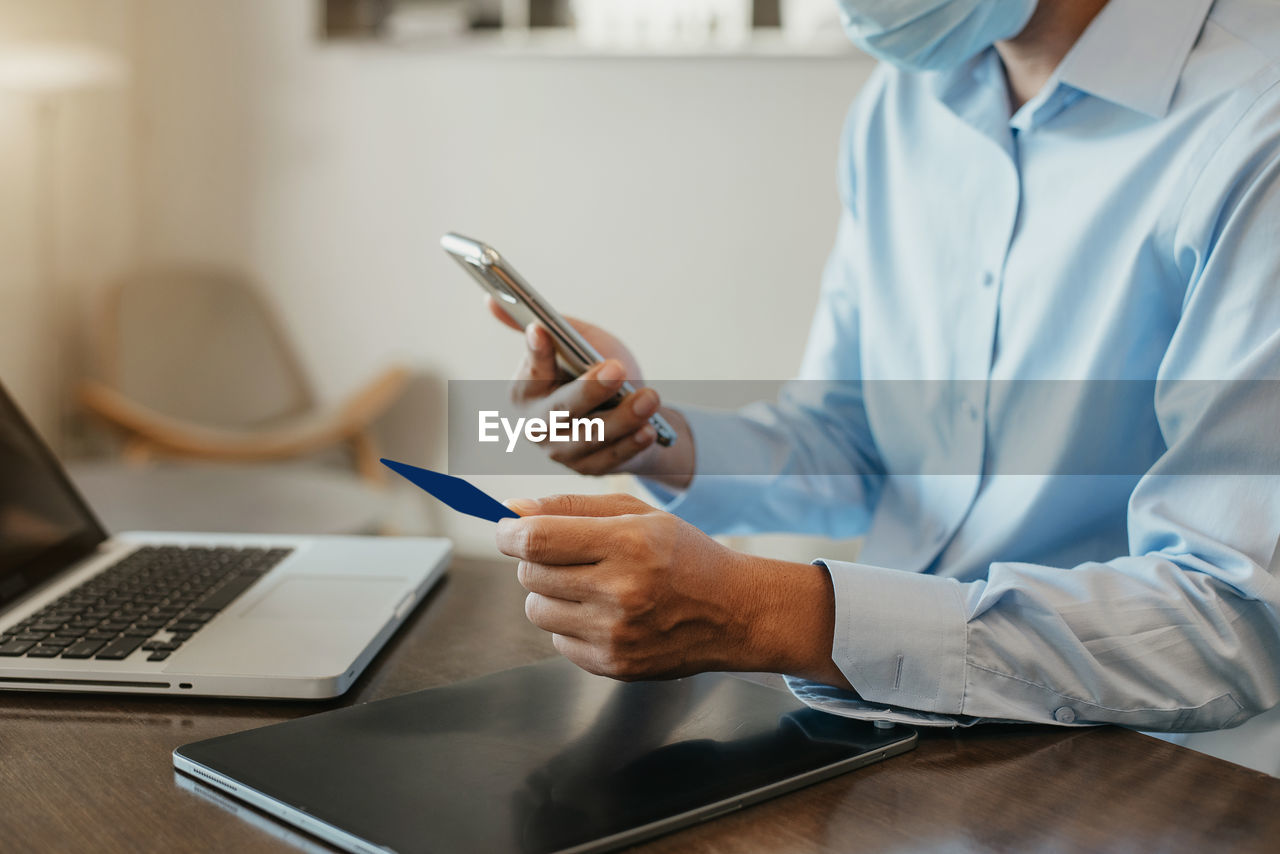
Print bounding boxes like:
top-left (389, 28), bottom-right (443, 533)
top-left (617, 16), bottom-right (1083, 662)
top-left (783, 675), bottom-right (982, 727)
top-left (818, 558), bottom-right (970, 716)
top-left (637, 406), bottom-right (776, 535)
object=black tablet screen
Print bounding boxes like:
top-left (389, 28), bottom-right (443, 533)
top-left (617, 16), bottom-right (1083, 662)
top-left (177, 658), bottom-right (915, 853)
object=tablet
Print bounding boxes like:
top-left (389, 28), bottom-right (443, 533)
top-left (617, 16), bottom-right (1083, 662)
top-left (174, 657), bottom-right (916, 854)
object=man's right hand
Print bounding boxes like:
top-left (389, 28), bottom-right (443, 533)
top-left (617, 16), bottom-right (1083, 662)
top-left (488, 297), bottom-right (693, 487)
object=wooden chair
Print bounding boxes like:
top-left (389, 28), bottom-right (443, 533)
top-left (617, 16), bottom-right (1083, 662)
top-left (75, 267), bottom-right (408, 534)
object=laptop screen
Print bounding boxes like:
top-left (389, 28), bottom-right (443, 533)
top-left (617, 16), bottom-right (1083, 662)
top-left (0, 383), bottom-right (106, 610)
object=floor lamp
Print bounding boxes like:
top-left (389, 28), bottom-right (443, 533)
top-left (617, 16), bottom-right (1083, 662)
top-left (0, 44), bottom-right (126, 453)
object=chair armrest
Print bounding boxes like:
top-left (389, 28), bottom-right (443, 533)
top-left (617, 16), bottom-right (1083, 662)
top-left (332, 364), bottom-right (411, 432)
top-left (78, 366), bottom-right (410, 463)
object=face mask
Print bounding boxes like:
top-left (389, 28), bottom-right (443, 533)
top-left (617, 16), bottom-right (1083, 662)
top-left (836, 0), bottom-right (1038, 72)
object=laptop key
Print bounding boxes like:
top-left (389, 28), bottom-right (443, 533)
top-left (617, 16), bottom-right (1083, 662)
top-left (12, 545), bottom-right (293, 665)
top-left (62, 639), bottom-right (107, 659)
top-left (95, 635), bottom-right (147, 660)
top-left (147, 652), bottom-right (170, 662)
top-left (191, 572), bottom-right (263, 613)
top-left (0, 640), bottom-right (35, 656)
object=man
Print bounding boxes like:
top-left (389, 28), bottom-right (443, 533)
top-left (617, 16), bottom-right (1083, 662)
top-left (490, 0), bottom-right (1280, 771)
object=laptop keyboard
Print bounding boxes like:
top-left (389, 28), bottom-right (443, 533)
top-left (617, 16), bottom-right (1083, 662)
top-left (0, 545), bottom-right (291, 663)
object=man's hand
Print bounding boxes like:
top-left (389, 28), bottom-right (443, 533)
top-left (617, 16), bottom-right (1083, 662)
top-left (496, 492), bottom-right (852, 688)
top-left (489, 298), bottom-right (693, 488)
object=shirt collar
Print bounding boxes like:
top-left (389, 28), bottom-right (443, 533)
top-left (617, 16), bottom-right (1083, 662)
top-left (1054, 0), bottom-right (1215, 119)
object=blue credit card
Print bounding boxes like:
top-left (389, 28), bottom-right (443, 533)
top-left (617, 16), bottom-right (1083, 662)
top-left (380, 458), bottom-right (520, 523)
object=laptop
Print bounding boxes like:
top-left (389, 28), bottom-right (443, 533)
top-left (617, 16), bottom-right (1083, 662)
top-left (0, 380), bottom-right (451, 699)
top-left (174, 656), bottom-right (917, 854)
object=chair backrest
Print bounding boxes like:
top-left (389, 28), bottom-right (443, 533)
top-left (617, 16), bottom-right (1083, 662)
top-left (95, 267), bottom-right (313, 429)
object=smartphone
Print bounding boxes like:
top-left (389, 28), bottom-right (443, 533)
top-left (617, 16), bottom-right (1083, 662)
top-left (442, 232), bottom-right (677, 447)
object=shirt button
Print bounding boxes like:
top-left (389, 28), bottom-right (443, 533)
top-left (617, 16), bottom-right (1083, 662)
top-left (1053, 706), bottom-right (1077, 724)
top-left (982, 271), bottom-right (996, 287)
top-left (966, 403), bottom-right (980, 421)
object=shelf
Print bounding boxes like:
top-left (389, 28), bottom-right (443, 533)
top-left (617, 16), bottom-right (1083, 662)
top-left (328, 27), bottom-right (868, 61)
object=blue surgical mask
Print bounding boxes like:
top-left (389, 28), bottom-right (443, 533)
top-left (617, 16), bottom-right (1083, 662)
top-left (836, 0), bottom-right (1038, 72)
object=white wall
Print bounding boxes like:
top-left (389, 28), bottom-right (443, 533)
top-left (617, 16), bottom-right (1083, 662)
top-left (0, 0), bottom-right (138, 444)
top-left (127, 0), bottom-right (874, 551)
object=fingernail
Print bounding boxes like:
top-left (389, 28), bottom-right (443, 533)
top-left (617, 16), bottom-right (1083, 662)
top-left (525, 324), bottom-right (544, 351)
top-left (505, 498), bottom-right (538, 516)
top-left (635, 425), bottom-right (656, 445)
top-left (597, 361), bottom-right (624, 385)
top-left (632, 389), bottom-right (659, 418)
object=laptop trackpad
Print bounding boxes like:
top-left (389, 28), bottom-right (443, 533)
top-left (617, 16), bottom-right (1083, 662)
top-left (240, 576), bottom-right (407, 621)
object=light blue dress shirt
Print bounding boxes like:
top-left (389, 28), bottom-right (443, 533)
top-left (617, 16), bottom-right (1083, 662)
top-left (652, 0), bottom-right (1280, 743)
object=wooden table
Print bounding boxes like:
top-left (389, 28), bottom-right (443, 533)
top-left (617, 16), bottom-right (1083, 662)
top-left (4, 555), bottom-right (1280, 853)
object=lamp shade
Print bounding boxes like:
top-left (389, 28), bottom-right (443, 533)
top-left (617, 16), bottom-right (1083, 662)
top-left (0, 43), bottom-right (127, 94)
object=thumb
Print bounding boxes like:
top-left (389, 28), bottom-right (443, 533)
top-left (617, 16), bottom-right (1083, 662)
top-left (487, 296), bottom-right (524, 331)
top-left (504, 493), bottom-right (653, 518)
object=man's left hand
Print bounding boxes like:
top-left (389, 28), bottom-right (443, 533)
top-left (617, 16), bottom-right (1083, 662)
top-left (495, 493), bottom-right (851, 688)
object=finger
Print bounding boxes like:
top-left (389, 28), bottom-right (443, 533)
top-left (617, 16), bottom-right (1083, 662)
top-left (512, 323), bottom-right (561, 400)
top-left (562, 314), bottom-right (598, 337)
top-left (516, 560), bottom-right (593, 601)
top-left (506, 493), bottom-right (654, 519)
top-left (496, 514), bottom-right (617, 563)
top-left (568, 424), bottom-right (657, 476)
top-left (525, 323), bottom-right (559, 383)
top-left (551, 633), bottom-right (614, 678)
top-left (561, 315), bottom-right (631, 371)
top-left (487, 296), bottom-right (523, 331)
top-left (545, 387), bottom-right (661, 464)
top-left (524, 592), bottom-right (585, 637)
top-left (539, 360), bottom-right (627, 420)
